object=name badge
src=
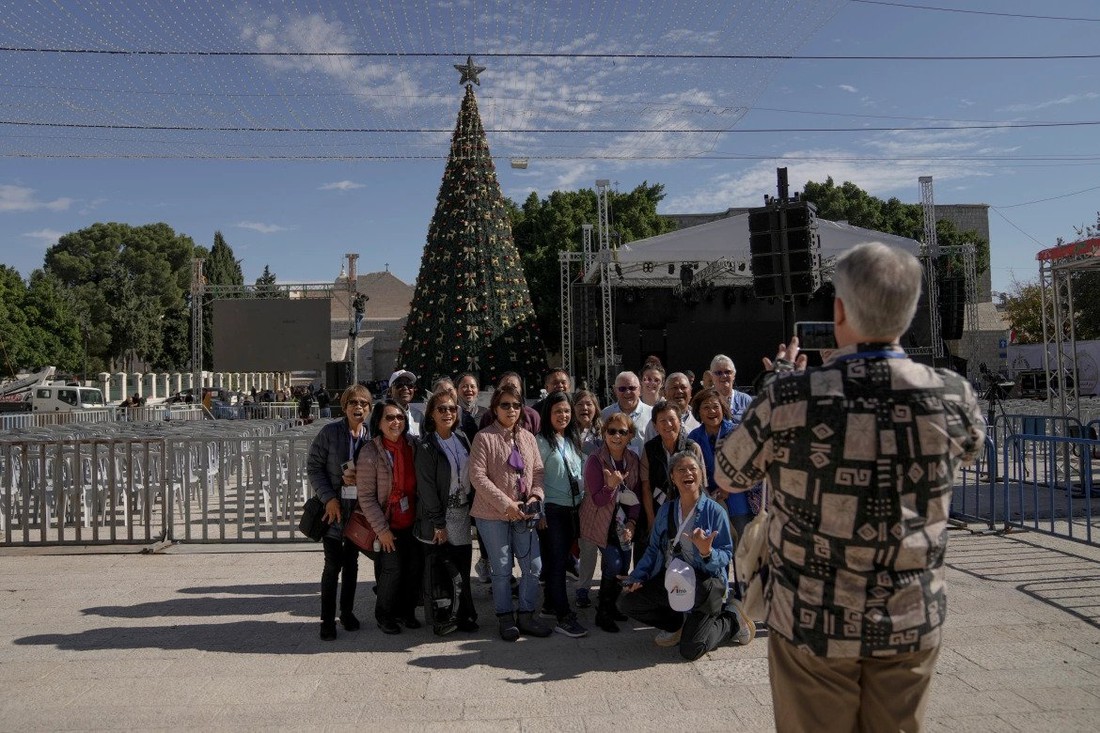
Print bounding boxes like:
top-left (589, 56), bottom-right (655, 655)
top-left (341, 486), bottom-right (357, 500)
top-left (399, 496), bottom-right (410, 513)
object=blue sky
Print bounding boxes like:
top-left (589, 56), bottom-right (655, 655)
top-left (1, 0), bottom-right (1098, 296)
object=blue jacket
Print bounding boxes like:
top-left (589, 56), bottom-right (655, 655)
top-left (307, 418), bottom-right (368, 539)
top-left (628, 493), bottom-right (733, 589)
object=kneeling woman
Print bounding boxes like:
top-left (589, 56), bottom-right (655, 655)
top-left (357, 398), bottom-right (422, 634)
top-left (619, 451), bottom-right (754, 661)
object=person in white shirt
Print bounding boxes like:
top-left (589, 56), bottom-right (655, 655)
top-left (600, 371), bottom-right (651, 456)
top-left (644, 372), bottom-right (700, 441)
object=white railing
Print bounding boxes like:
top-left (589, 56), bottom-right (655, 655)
top-left (1, 418), bottom-right (326, 545)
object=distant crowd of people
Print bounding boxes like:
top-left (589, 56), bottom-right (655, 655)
top-left (306, 243), bottom-right (986, 732)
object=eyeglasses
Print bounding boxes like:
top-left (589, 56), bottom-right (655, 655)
top-left (616, 385), bottom-right (638, 393)
top-left (383, 413), bottom-right (406, 422)
top-left (605, 428), bottom-right (630, 437)
top-left (713, 370), bottom-right (733, 377)
top-left (435, 405), bottom-right (458, 413)
top-left (498, 402), bottom-right (523, 411)
top-left (346, 399), bottom-right (370, 407)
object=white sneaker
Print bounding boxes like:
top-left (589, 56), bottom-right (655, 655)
top-left (475, 557), bottom-right (491, 584)
top-left (726, 599), bottom-right (756, 646)
top-left (654, 627), bottom-right (682, 647)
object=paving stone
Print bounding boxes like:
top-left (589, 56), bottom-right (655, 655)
top-left (3, 530), bottom-right (1100, 731)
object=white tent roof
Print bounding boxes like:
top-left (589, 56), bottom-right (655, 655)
top-left (606, 213), bottom-right (920, 287)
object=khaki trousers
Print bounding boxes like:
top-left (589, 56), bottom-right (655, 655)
top-left (768, 635), bottom-right (940, 733)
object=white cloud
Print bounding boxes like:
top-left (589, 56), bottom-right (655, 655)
top-left (839, 84), bottom-right (858, 93)
top-left (0, 185), bottom-right (72, 213)
top-left (236, 221), bottom-right (288, 234)
top-left (999, 91), bottom-right (1099, 113)
top-left (663, 139), bottom-right (996, 214)
top-left (79, 197), bottom-right (107, 215)
top-left (320, 180), bottom-right (365, 191)
top-left (22, 228), bottom-right (63, 246)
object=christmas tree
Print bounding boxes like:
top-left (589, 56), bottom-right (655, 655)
top-left (397, 58), bottom-right (547, 394)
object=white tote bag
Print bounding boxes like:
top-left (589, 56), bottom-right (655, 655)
top-left (733, 480), bottom-right (769, 622)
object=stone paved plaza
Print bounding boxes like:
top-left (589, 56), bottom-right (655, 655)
top-left (2, 528), bottom-right (1100, 732)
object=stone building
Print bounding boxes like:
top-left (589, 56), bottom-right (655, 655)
top-left (329, 271), bottom-right (413, 384)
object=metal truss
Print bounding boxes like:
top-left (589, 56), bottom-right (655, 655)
top-left (920, 176), bottom-right (944, 359)
top-left (559, 251), bottom-right (583, 379)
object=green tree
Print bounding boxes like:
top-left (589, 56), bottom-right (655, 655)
top-left (0, 265), bottom-right (33, 376)
top-left (23, 270), bottom-right (83, 375)
top-left (1000, 279), bottom-right (1044, 344)
top-left (508, 182), bottom-right (675, 354)
top-left (44, 222), bottom-right (199, 372)
top-left (802, 177), bottom-right (990, 274)
top-left (201, 230), bottom-right (245, 368)
top-left (254, 265), bottom-right (283, 298)
top-left (398, 82), bottom-right (547, 391)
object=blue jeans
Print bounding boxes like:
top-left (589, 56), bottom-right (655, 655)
top-left (475, 517), bottom-right (543, 615)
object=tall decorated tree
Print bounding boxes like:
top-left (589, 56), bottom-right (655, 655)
top-left (398, 58), bottom-right (547, 393)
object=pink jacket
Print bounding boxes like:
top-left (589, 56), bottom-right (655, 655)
top-left (355, 434), bottom-right (416, 535)
top-left (469, 421), bottom-right (544, 521)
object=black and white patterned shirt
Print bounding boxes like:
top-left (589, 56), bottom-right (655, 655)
top-left (717, 343), bottom-right (985, 657)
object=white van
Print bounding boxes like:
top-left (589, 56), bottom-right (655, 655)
top-left (27, 385), bottom-right (106, 413)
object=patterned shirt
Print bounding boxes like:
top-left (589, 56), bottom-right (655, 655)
top-left (716, 343), bottom-right (985, 658)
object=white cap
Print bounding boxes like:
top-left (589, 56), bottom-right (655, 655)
top-left (389, 370), bottom-right (417, 386)
top-left (664, 557), bottom-right (697, 612)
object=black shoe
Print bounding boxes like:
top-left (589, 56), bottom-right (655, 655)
top-left (319, 622), bottom-right (337, 641)
top-left (433, 622), bottom-right (458, 636)
top-left (377, 619), bottom-right (401, 635)
top-left (517, 611), bottom-right (552, 638)
top-left (340, 612), bottom-right (360, 631)
top-left (594, 611), bottom-right (620, 633)
top-left (397, 615), bottom-right (422, 630)
top-left (612, 608), bottom-right (628, 622)
top-left (498, 613), bottom-right (520, 642)
top-left (457, 618), bottom-right (480, 633)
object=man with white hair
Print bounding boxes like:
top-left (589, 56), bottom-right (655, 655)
top-left (643, 372), bottom-right (699, 441)
top-left (709, 355), bottom-right (752, 428)
top-left (600, 371), bottom-right (651, 455)
top-left (716, 243), bottom-right (985, 732)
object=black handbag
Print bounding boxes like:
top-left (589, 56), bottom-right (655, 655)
top-left (298, 495), bottom-right (329, 541)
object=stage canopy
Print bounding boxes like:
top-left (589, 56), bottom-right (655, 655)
top-left (605, 213), bottom-right (921, 288)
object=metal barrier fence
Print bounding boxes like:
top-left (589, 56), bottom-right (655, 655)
top-left (949, 436), bottom-right (1005, 530)
top-left (1, 419), bottom-right (319, 545)
top-left (5, 410), bottom-right (1099, 548)
top-left (2, 405), bottom-right (205, 432)
top-left (1000, 433), bottom-right (1099, 545)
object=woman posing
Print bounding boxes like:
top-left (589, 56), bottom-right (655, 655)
top-left (619, 451), bottom-right (754, 660)
top-left (639, 401), bottom-right (704, 557)
top-left (469, 384), bottom-right (551, 641)
top-left (688, 388), bottom-right (760, 542)
top-left (357, 398), bottom-right (423, 634)
top-left (578, 412), bottom-right (640, 632)
top-left (536, 392), bottom-right (588, 637)
top-left (306, 385), bottom-right (372, 641)
top-left (571, 389), bottom-right (603, 609)
top-left (415, 390), bottom-right (478, 635)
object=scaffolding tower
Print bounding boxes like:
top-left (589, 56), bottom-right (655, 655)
top-left (919, 176), bottom-right (945, 359)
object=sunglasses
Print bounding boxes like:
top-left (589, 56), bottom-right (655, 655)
top-left (346, 399), bottom-right (370, 407)
top-left (498, 402), bottom-right (523, 410)
top-left (617, 385), bottom-right (638, 393)
top-left (435, 405), bottom-right (458, 413)
top-left (713, 370), bottom-right (733, 377)
top-left (394, 382), bottom-right (414, 389)
top-left (383, 413), bottom-right (406, 422)
top-left (605, 428), bottom-right (630, 437)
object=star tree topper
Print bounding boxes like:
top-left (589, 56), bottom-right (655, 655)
top-left (454, 55), bottom-right (486, 86)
